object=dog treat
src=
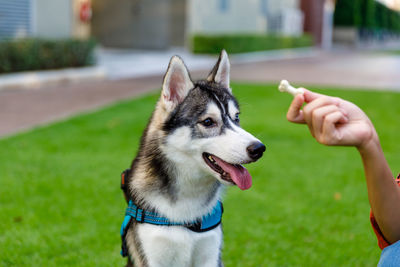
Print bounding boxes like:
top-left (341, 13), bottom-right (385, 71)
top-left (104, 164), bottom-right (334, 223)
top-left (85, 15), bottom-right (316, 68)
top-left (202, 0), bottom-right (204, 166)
top-left (278, 80), bottom-right (304, 96)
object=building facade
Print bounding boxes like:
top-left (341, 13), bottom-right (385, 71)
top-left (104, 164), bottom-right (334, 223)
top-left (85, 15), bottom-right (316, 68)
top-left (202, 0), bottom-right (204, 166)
top-left (188, 0), bottom-right (304, 37)
top-left (91, 0), bottom-right (304, 49)
top-left (1, 0), bottom-right (305, 49)
top-left (0, 0), bottom-right (91, 40)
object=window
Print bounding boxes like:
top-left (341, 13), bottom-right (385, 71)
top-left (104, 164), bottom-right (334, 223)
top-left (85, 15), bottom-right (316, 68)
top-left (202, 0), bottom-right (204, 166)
top-left (0, 0), bottom-right (32, 40)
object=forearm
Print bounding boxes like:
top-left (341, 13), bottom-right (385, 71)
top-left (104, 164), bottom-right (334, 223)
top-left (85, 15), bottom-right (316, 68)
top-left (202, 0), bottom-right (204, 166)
top-left (358, 135), bottom-right (400, 243)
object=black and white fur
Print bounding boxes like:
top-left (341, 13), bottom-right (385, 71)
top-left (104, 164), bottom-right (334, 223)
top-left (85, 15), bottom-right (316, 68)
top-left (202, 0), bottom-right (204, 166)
top-left (124, 50), bottom-right (265, 267)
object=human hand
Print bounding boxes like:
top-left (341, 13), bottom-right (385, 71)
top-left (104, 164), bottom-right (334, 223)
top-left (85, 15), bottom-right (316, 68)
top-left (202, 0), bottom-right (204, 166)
top-left (286, 89), bottom-right (378, 149)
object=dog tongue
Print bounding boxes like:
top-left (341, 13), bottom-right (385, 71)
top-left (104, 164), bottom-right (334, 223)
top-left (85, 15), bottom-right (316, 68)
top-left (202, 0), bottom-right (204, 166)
top-left (213, 157), bottom-right (252, 190)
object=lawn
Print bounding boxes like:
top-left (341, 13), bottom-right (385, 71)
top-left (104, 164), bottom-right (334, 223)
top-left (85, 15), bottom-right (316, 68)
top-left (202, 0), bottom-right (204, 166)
top-left (387, 50), bottom-right (400, 55)
top-left (1, 83), bottom-right (399, 266)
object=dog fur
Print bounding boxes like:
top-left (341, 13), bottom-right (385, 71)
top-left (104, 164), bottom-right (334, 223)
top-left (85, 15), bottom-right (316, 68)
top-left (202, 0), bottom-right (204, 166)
top-left (123, 50), bottom-right (265, 267)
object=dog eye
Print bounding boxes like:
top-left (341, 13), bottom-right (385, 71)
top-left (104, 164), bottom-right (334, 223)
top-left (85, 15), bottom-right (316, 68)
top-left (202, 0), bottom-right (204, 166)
top-left (200, 118), bottom-right (215, 127)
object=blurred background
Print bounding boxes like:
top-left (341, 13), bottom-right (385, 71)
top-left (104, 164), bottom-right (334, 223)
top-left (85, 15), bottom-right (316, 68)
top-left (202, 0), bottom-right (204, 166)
top-left (0, 0), bottom-right (399, 136)
top-left (1, 0), bottom-right (400, 49)
top-left (1, 1), bottom-right (400, 266)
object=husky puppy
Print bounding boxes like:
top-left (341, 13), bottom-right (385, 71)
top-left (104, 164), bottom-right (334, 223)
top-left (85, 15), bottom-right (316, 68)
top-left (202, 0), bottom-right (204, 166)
top-left (122, 50), bottom-right (265, 267)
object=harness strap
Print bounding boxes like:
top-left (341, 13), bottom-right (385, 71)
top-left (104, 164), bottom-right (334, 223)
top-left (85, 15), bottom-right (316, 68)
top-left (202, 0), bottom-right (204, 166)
top-left (120, 169), bottom-right (224, 258)
top-left (124, 200), bottom-right (223, 229)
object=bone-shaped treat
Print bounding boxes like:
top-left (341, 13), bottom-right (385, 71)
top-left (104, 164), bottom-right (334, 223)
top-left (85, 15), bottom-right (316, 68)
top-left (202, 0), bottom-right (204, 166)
top-left (278, 80), bottom-right (304, 96)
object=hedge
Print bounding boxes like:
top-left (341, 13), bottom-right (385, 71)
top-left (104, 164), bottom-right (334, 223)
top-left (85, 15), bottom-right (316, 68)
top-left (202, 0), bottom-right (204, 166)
top-left (0, 38), bottom-right (96, 74)
top-left (334, 0), bottom-right (361, 27)
top-left (191, 34), bottom-right (313, 54)
top-left (359, 0), bottom-right (376, 29)
top-left (334, 0), bottom-right (400, 33)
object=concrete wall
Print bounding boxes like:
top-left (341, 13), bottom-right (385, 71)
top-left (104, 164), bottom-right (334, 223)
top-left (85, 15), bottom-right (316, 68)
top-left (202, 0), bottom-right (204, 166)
top-left (170, 0), bottom-right (187, 47)
top-left (92, 0), bottom-right (171, 49)
top-left (267, 0), bottom-right (299, 14)
top-left (33, 0), bottom-right (90, 39)
top-left (90, 0), bottom-right (303, 49)
top-left (187, 0), bottom-right (267, 34)
top-left (265, 0), bottom-right (303, 36)
top-left (34, 0), bottom-right (73, 38)
top-left (187, 0), bottom-right (302, 36)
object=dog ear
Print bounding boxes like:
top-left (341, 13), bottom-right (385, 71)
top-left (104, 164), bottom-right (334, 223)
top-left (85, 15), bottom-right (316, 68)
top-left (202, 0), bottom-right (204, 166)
top-left (162, 56), bottom-right (194, 111)
top-left (207, 49), bottom-right (231, 91)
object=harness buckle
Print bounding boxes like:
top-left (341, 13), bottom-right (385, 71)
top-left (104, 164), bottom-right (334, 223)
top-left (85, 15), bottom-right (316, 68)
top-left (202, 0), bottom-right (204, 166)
top-left (121, 169), bottom-right (131, 203)
top-left (135, 207), bottom-right (145, 223)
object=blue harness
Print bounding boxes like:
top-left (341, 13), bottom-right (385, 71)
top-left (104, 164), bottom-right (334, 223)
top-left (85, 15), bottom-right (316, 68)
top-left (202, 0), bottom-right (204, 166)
top-left (119, 170), bottom-right (224, 258)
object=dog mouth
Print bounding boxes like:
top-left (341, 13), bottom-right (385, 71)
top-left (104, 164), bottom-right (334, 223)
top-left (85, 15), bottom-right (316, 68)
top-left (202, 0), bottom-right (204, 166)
top-left (202, 152), bottom-right (252, 190)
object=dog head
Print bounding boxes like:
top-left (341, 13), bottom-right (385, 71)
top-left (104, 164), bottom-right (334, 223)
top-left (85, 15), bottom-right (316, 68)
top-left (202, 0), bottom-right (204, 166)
top-left (158, 50), bottom-right (265, 190)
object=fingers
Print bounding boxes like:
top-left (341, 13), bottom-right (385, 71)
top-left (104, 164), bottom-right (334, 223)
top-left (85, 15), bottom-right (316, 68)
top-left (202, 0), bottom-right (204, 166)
top-left (303, 89), bottom-right (326, 103)
top-left (321, 111), bottom-right (349, 145)
top-left (302, 97), bottom-right (349, 145)
top-left (286, 89), bottom-right (340, 124)
top-left (286, 94), bottom-right (305, 123)
top-left (285, 88), bottom-right (349, 145)
top-left (303, 96), bottom-right (341, 128)
top-left (311, 105), bottom-right (340, 138)
top-left (284, 86), bottom-right (356, 146)
top-left (303, 95), bottom-right (340, 119)
top-left (309, 107), bottom-right (348, 145)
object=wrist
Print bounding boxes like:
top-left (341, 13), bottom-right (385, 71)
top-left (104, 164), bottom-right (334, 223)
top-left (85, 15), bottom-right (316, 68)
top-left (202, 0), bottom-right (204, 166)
top-left (357, 129), bottom-right (381, 157)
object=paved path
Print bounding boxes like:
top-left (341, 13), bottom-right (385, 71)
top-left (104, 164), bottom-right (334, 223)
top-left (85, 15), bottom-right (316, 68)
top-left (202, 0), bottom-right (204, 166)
top-left (1, 49), bottom-right (399, 138)
top-left (231, 50), bottom-right (400, 90)
top-left (0, 76), bottom-right (162, 137)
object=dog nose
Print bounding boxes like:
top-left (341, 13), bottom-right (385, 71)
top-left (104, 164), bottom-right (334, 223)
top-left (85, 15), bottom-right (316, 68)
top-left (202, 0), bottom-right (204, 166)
top-left (247, 142), bottom-right (266, 161)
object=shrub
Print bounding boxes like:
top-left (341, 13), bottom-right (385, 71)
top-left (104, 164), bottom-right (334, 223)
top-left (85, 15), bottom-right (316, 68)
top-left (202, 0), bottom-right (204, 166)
top-left (333, 0), bottom-right (361, 27)
top-left (335, 0), bottom-right (400, 33)
top-left (359, 0), bottom-right (376, 29)
top-left (0, 38), bottom-right (96, 74)
top-left (374, 2), bottom-right (400, 33)
top-left (191, 34), bottom-right (313, 54)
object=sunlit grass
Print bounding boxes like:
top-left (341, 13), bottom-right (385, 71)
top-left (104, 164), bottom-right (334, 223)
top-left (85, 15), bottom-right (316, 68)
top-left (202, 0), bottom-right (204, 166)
top-left (383, 49), bottom-right (400, 56)
top-left (1, 83), bottom-right (399, 266)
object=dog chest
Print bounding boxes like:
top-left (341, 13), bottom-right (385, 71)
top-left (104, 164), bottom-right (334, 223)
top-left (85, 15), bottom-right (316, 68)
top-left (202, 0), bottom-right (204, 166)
top-left (136, 223), bottom-right (222, 267)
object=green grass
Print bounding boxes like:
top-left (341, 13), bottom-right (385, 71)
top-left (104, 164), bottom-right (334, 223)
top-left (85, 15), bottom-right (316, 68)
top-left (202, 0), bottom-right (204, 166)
top-left (386, 50), bottom-right (400, 56)
top-left (1, 83), bottom-right (399, 266)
